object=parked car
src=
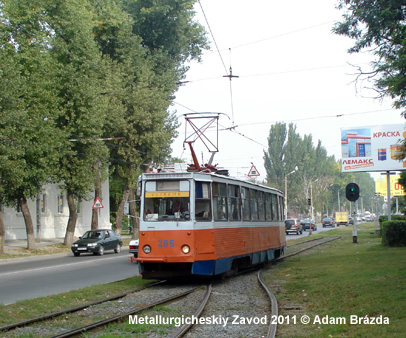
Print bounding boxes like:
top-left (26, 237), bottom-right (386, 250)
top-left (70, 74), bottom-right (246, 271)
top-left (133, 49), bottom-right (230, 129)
top-left (285, 219), bottom-right (303, 235)
top-left (129, 239), bottom-right (139, 258)
top-left (301, 219), bottom-right (317, 231)
top-left (322, 218), bottom-right (335, 228)
top-left (71, 229), bottom-right (122, 256)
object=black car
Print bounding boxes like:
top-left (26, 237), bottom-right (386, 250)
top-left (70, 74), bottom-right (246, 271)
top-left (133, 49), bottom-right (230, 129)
top-left (322, 218), bottom-right (335, 228)
top-left (301, 219), bottom-right (317, 231)
top-left (71, 229), bottom-right (123, 256)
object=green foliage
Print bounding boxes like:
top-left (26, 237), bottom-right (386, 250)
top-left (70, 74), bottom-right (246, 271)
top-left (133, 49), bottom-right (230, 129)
top-left (381, 220), bottom-right (406, 246)
top-left (264, 122), bottom-right (377, 216)
top-left (334, 1), bottom-right (406, 114)
top-left (0, 0), bottom-right (65, 206)
top-left (0, 0), bottom-right (208, 235)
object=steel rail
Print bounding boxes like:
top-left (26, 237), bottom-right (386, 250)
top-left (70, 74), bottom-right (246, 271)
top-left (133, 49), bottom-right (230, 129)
top-left (169, 284), bottom-right (212, 338)
top-left (258, 269), bottom-right (278, 338)
top-left (0, 280), bottom-right (166, 332)
top-left (257, 236), bottom-right (341, 338)
top-left (51, 287), bottom-right (201, 338)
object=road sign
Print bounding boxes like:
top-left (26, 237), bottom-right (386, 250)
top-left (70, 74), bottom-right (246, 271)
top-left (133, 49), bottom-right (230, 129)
top-left (248, 164), bottom-right (260, 177)
top-left (92, 197), bottom-right (104, 209)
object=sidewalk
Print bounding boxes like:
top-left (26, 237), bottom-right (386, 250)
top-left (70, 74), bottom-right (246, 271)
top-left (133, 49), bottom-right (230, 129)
top-left (2, 235), bottom-right (132, 257)
top-left (2, 238), bottom-right (67, 255)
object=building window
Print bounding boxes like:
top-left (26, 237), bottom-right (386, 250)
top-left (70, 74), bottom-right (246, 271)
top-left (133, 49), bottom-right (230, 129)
top-left (74, 196), bottom-right (81, 214)
top-left (41, 194), bottom-right (46, 214)
top-left (58, 194), bottom-right (64, 214)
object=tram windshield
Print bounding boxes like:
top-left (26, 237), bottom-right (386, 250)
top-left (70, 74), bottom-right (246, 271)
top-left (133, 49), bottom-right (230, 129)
top-left (143, 180), bottom-right (190, 221)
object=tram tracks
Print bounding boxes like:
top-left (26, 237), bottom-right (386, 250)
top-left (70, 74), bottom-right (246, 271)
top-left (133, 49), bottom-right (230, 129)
top-left (2, 236), bottom-right (340, 338)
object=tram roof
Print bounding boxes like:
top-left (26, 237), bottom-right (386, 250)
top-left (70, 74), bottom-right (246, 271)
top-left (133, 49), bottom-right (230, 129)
top-left (140, 171), bottom-right (283, 195)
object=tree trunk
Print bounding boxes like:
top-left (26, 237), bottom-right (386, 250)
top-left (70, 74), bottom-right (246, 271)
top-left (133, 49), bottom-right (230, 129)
top-left (91, 162), bottom-right (102, 230)
top-left (64, 190), bottom-right (78, 246)
top-left (129, 188), bottom-right (140, 240)
top-left (114, 183), bottom-right (130, 236)
top-left (19, 193), bottom-right (36, 250)
top-left (0, 210), bottom-right (5, 254)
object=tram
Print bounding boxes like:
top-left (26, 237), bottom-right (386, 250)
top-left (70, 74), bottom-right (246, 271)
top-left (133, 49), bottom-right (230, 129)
top-left (136, 171), bottom-right (286, 279)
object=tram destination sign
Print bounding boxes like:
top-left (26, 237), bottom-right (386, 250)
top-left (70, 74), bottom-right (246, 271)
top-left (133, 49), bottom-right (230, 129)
top-left (341, 124), bottom-right (406, 173)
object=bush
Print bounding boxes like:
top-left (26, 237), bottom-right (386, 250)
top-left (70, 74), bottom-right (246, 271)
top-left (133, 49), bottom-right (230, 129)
top-left (381, 220), bottom-right (406, 246)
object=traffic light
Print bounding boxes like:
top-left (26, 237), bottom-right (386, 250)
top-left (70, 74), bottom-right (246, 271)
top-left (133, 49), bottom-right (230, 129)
top-left (307, 198), bottom-right (311, 205)
top-left (346, 183), bottom-right (360, 202)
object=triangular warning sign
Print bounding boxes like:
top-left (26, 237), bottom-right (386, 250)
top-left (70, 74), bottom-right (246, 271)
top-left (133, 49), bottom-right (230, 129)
top-left (92, 197), bottom-right (104, 209)
top-left (248, 164), bottom-right (260, 177)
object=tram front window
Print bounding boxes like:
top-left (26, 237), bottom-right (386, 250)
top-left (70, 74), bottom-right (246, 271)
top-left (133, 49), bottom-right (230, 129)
top-left (144, 197), bottom-right (190, 221)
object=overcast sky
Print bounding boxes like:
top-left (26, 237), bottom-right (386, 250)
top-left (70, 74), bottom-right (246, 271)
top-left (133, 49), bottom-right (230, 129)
top-left (170, 0), bottom-right (405, 179)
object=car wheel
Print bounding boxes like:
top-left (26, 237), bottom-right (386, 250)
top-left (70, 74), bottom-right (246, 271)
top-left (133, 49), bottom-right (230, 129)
top-left (114, 244), bottom-right (121, 253)
top-left (74, 252), bottom-right (80, 257)
top-left (98, 246), bottom-right (104, 256)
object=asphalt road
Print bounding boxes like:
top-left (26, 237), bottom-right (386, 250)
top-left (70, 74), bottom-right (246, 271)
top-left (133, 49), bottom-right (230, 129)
top-left (0, 250), bottom-right (139, 305)
top-left (285, 223), bottom-right (342, 240)
top-left (0, 225), bottom-right (340, 305)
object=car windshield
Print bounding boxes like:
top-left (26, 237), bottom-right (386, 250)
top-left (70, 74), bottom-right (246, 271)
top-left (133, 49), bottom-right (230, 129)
top-left (323, 218), bottom-right (332, 222)
top-left (285, 220), bottom-right (296, 226)
top-left (82, 231), bottom-right (103, 239)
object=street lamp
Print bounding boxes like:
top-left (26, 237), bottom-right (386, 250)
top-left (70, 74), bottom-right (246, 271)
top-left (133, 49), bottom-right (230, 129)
top-left (309, 178), bottom-right (318, 235)
top-left (338, 186), bottom-right (344, 211)
top-left (284, 166), bottom-right (298, 219)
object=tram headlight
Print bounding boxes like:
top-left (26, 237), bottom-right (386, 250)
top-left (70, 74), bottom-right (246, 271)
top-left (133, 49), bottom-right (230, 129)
top-left (181, 245), bottom-right (190, 254)
top-left (143, 245), bottom-right (151, 254)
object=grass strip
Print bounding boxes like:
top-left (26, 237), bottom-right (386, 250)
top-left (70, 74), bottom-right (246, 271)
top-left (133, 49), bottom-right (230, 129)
top-left (264, 223), bottom-right (406, 337)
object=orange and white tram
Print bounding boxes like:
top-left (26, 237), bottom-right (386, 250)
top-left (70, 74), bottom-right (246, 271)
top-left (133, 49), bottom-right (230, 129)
top-left (136, 171), bottom-right (286, 279)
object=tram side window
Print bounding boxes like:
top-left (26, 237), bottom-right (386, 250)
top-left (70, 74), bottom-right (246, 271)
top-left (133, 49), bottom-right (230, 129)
top-left (195, 181), bottom-right (212, 221)
top-left (250, 189), bottom-right (258, 221)
top-left (227, 184), bottom-right (241, 221)
top-left (265, 193), bottom-right (272, 220)
top-left (241, 187), bottom-right (250, 221)
top-left (258, 191), bottom-right (265, 221)
top-left (213, 182), bottom-right (227, 220)
top-left (271, 194), bottom-right (278, 221)
top-left (279, 196), bottom-right (284, 221)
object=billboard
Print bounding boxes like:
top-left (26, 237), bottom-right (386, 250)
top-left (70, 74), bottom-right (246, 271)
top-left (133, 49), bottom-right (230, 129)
top-left (375, 174), bottom-right (405, 197)
top-left (341, 124), bottom-right (406, 172)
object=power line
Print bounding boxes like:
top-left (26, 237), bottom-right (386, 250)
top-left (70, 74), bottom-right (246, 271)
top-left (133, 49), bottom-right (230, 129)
top-left (197, 0), bottom-right (228, 74)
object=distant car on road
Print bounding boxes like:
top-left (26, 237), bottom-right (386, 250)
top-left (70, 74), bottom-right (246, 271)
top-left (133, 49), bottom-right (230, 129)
top-left (71, 229), bottom-right (122, 256)
top-left (322, 218), bottom-right (335, 228)
top-left (301, 219), bottom-right (317, 231)
top-left (285, 219), bottom-right (303, 235)
top-left (129, 239), bottom-right (139, 258)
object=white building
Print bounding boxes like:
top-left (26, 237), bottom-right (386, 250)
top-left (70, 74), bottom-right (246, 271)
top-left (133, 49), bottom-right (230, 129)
top-left (1, 178), bottom-right (110, 240)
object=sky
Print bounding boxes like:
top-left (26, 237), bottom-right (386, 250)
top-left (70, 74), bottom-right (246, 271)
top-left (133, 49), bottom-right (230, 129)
top-left (170, 0), bottom-right (406, 180)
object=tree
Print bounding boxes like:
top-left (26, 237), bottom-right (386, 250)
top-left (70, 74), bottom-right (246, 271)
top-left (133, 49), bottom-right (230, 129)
top-left (0, 1), bottom-right (64, 249)
top-left (103, 0), bottom-right (208, 235)
top-left (333, 1), bottom-right (406, 112)
top-left (264, 122), bottom-right (340, 216)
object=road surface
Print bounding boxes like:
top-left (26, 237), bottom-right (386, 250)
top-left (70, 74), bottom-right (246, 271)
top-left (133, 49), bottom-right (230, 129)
top-left (0, 250), bottom-right (139, 305)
